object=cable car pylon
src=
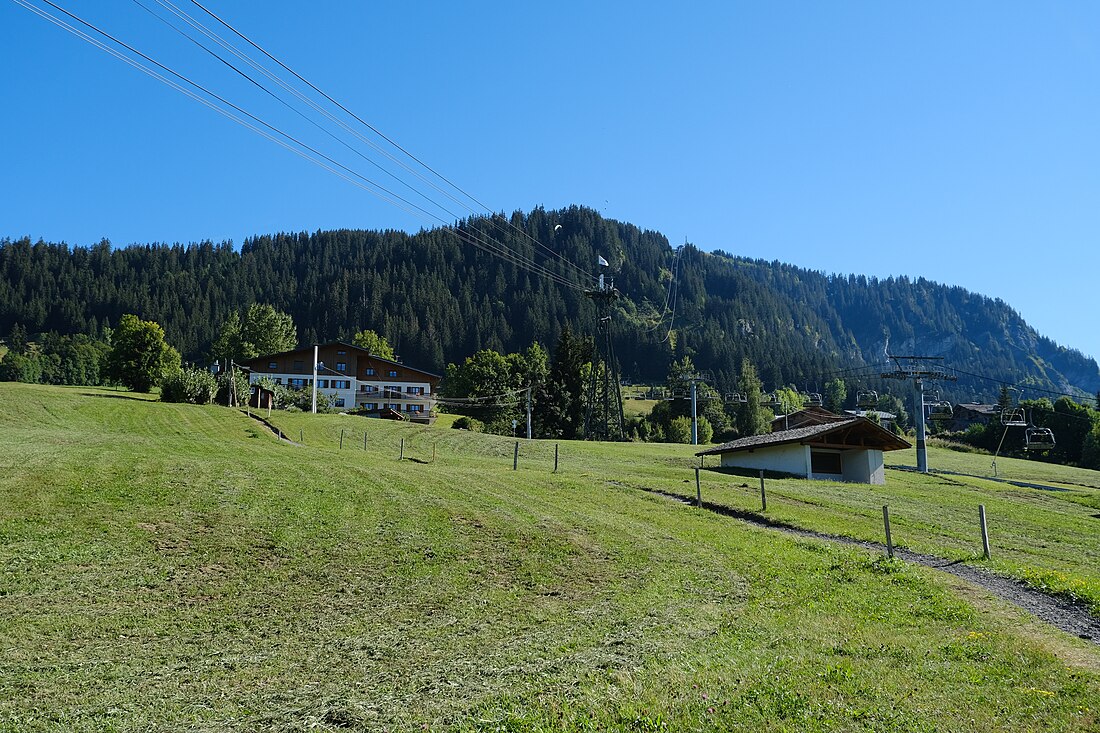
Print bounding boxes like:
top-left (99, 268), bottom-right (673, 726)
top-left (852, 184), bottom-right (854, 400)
top-left (583, 255), bottom-right (625, 441)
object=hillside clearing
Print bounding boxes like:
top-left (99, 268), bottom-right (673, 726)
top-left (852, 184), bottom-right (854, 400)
top-left (1, 384), bottom-right (1097, 731)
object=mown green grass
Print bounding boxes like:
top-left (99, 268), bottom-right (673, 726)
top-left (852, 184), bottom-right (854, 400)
top-left (1, 383), bottom-right (1098, 731)
top-left (649, 447), bottom-right (1100, 615)
top-left (887, 442), bottom-right (1100, 490)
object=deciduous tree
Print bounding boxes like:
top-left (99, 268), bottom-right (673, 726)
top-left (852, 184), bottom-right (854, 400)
top-left (107, 314), bottom-right (180, 392)
top-left (351, 329), bottom-right (395, 359)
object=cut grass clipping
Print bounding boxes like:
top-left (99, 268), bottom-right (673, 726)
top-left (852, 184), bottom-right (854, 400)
top-left (0, 383), bottom-right (1097, 731)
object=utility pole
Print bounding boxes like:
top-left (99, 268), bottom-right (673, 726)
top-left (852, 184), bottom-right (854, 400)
top-left (526, 386), bottom-right (532, 440)
top-left (690, 379), bottom-right (698, 445)
top-left (311, 345), bottom-right (319, 414)
top-left (881, 355), bottom-right (957, 473)
top-left (667, 372), bottom-right (708, 445)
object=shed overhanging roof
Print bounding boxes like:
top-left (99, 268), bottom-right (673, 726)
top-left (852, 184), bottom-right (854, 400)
top-left (696, 417), bottom-right (911, 457)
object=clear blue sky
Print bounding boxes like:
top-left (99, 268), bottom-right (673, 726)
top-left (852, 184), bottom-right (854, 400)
top-left (3, 1), bottom-right (1098, 361)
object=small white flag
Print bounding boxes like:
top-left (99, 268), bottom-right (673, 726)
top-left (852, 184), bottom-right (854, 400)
top-left (597, 255), bottom-right (609, 267)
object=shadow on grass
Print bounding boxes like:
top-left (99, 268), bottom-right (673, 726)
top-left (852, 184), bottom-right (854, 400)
top-left (79, 392), bottom-right (151, 402)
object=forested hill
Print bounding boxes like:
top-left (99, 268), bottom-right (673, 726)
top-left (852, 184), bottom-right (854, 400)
top-left (1, 205), bottom-right (1096, 400)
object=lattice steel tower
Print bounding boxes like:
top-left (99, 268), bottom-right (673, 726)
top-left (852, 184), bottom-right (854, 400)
top-left (583, 259), bottom-right (625, 441)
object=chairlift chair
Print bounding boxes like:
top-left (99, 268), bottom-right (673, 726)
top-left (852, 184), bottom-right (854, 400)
top-left (927, 400), bottom-right (953, 420)
top-left (1024, 427), bottom-right (1056, 451)
top-left (762, 392), bottom-right (783, 408)
top-left (856, 390), bottom-right (878, 409)
top-left (724, 391), bottom-right (747, 404)
top-left (1001, 407), bottom-right (1028, 427)
top-left (806, 392), bottom-right (823, 407)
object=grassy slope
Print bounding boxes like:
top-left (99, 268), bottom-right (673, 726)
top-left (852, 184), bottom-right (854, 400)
top-left (651, 443), bottom-right (1100, 614)
top-left (0, 383), bottom-right (1096, 731)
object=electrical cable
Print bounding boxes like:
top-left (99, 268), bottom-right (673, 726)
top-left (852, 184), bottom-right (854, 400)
top-left (13, 0), bottom-right (583, 291)
top-left (643, 244), bottom-right (682, 334)
top-left (186, 0), bottom-right (596, 286)
top-left (137, 0), bottom-right (580, 290)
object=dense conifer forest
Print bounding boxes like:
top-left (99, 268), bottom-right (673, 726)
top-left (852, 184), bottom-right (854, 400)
top-left (2, 205), bottom-right (1097, 401)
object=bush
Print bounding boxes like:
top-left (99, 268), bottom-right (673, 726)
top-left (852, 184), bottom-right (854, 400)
top-left (696, 415), bottom-right (714, 444)
top-left (215, 369), bottom-right (251, 407)
top-left (452, 416), bottom-right (484, 432)
top-left (667, 416), bottom-right (693, 444)
top-left (285, 386), bottom-right (332, 412)
top-left (161, 367), bottom-right (218, 404)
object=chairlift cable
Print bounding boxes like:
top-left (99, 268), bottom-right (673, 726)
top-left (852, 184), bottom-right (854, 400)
top-left (136, 0), bottom-right (580, 289)
top-left (187, 0), bottom-right (596, 285)
top-left (13, 0), bottom-right (581, 292)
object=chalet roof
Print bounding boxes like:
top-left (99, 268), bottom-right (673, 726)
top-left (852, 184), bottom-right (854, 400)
top-left (955, 403), bottom-right (998, 415)
top-left (769, 405), bottom-right (850, 430)
top-left (696, 417), bottom-right (911, 457)
top-left (844, 409), bottom-right (897, 420)
top-left (244, 341), bottom-right (442, 380)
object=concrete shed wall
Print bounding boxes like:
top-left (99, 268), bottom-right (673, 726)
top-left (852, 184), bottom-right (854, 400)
top-left (840, 448), bottom-right (885, 484)
top-left (718, 445), bottom-right (886, 484)
top-left (720, 443), bottom-right (809, 477)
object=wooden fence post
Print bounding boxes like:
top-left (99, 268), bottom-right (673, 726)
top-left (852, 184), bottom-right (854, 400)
top-left (883, 505), bottom-right (894, 558)
top-left (513, 441), bottom-right (519, 471)
top-left (979, 504), bottom-right (990, 559)
top-left (759, 470), bottom-right (767, 512)
top-left (554, 443), bottom-right (559, 473)
top-left (694, 467), bottom-right (702, 507)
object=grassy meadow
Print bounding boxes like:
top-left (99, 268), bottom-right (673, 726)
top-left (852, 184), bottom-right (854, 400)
top-left (1, 383), bottom-right (1098, 731)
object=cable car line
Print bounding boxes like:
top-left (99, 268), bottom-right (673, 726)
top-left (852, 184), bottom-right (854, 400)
top-left (135, 0), bottom-right (576, 287)
top-left (12, 0), bottom-right (583, 292)
top-left (187, 0), bottom-right (596, 286)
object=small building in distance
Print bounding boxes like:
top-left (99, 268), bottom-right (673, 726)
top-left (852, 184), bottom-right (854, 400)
top-left (946, 403), bottom-right (999, 433)
top-left (769, 405), bottom-right (849, 432)
top-left (844, 409), bottom-right (898, 433)
top-left (244, 341), bottom-right (441, 421)
top-left (696, 416), bottom-right (911, 485)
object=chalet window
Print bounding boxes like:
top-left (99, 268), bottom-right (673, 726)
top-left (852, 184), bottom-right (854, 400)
top-left (319, 379), bottom-right (329, 388)
top-left (362, 402), bottom-right (376, 410)
top-left (388, 370), bottom-right (398, 377)
top-left (332, 380), bottom-right (350, 389)
top-left (334, 398), bottom-right (345, 408)
top-left (336, 362), bottom-right (347, 372)
top-left (811, 451), bottom-right (843, 475)
top-left (365, 368), bottom-right (376, 376)
top-left (337, 350), bottom-right (346, 356)
top-left (407, 386), bottom-right (422, 395)
top-left (409, 404), bottom-right (422, 412)
top-left (268, 361), bottom-right (277, 369)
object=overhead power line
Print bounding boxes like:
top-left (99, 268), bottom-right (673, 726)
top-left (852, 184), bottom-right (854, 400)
top-left (185, 0), bottom-right (595, 286)
top-left (12, 0), bottom-right (589, 292)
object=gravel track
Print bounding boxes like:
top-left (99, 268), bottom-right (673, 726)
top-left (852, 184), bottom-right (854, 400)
top-left (641, 486), bottom-right (1100, 645)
